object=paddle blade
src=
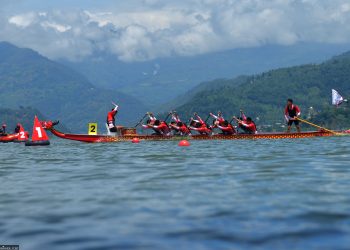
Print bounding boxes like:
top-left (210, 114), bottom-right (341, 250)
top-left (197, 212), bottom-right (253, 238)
top-left (32, 116), bottom-right (49, 141)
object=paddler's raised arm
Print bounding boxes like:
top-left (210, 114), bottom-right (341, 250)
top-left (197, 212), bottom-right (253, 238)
top-left (194, 113), bottom-right (204, 124)
top-left (232, 116), bottom-right (241, 123)
top-left (111, 101), bottom-right (119, 111)
top-left (210, 112), bottom-right (218, 119)
top-left (240, 109), bottom-right (247, 121)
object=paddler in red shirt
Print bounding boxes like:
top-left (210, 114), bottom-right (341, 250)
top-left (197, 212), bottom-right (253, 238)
top-left (169, 112), bottom-right (191, 135)
top-left (210, 111), bottom-right (225, 123)
top-left (148, 120), bottom-right (171, 135)
top-left (1, 123), bottom-right (6, 136)
top-left (285, 99), bottom-right (301, 133)
top-left (233, 116), bottom-right (257, 134)
top-left (216, 120), bottom-right (236, 135)
top-left (169, 121), bottom-right (191, 136)
top-left (106, 103), bottom-right (119, 132)
top-left (189, 113), bottom-right (211, 135)
top-left (171, 112), bottom-right (181, 123)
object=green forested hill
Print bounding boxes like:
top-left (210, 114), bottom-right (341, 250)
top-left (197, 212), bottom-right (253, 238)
top-left (0, 42), bottom-right (147, 132)
top-left (0, 107), bottom-right (45, 132)
top-left (0, 107), bottom-right (67, 133)
top-left (172, 53), bottom-right (350, 131)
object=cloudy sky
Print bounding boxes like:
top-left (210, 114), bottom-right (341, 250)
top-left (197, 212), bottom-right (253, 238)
top-left (1, 0), bottom-right (350, 62)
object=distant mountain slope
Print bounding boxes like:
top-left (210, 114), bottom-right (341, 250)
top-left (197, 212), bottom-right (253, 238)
top-left (63, 43), bottom-right (350, 107)
top-left (0, 107), bottom-right (68, 133)
top-left (0, 42), bottom-right (147, 132)
top-left (0, 107), bottom-right (46, 133)
top-left (172, 52), bottom-right (350, 130)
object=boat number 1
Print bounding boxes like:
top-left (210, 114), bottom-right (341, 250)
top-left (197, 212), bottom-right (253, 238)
top-left (36, 127), bottom-right (43, 138)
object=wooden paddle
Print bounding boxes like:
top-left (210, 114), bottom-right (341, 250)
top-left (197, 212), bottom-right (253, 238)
top-left (163, 111), bottom-right (173, 123)
top-left (134, 114), bottom-right (147, 128)
top-left (296, 117), bottom-right (341, 135)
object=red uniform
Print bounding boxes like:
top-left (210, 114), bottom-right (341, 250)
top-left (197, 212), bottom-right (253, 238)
top-left (153, 121), bottom-right (170, 135)
top-left (190, 117), bottom-right (211, 134)
top-left (217, 124), bottom-right (236, 135)
top-left (210, 113), bottom-right (225, 123)
top-left (285, 104), bottom-right (301, 126)
top-left (239, 121), bottom-right (257, 134)
top-left (107, 106), bottom-right (118, 128)
top-left (107, 110), bottom-right (117, 123)
top-left (172, 114), bottom-right (181, 123)
top-left (285, 105), bottom-right (301, 120)
top-left (191, 125), bottom-right (211, 135)
top-left (179, 124), bottom-right (190, 135)
top-left (170, 122), bottom-right (190, 135)
top-left (190, 115), bottom-right (211, 135)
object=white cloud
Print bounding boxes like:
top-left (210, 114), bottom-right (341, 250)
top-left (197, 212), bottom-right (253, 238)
top-left (1, 0), bottom-right (350, 62)
top-left (8, 12), bottom-right (36, 28)
top-left (41, 21), bottom-right (71, 32)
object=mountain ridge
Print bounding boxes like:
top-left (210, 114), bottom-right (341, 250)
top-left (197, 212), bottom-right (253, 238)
top-left (169, 50), bottom-right (350, 130)
top-left (0, 41), bottom-right (148, 132)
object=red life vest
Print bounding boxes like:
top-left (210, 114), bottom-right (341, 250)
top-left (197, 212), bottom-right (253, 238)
top-left (179, 124), bottom-right (190, 135)
top-left (107, 110), bottom-right (117, 123)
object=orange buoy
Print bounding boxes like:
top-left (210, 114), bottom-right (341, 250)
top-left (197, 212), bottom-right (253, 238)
top-left (178, 140), bottom-right (190, 147)
top-left (132, 138), bottom-right (140, 143)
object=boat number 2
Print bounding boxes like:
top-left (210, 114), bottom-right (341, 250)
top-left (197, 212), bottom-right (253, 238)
top-left (90, 125), bottom-right (96, 133)
top-left (35, 127), bottom-right (43, 138)
top-left (19, 131), bottom-right (26, 139)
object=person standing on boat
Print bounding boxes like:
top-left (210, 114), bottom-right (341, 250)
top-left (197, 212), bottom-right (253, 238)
top-left (107, 103), bottom-right (119, 132)
top-left (285, 99), bottom-right (301, 133)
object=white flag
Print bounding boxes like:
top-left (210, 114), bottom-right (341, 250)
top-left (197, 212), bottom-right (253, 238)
top-left (332, 89), bottom-right (344, 106)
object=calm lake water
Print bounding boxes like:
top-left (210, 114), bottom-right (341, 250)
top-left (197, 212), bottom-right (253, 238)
top-left (1, 137), bottom-right (350, 250)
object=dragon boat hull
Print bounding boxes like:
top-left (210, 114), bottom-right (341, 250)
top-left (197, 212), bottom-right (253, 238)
top-left (48, 126), bottom-right (335, 143)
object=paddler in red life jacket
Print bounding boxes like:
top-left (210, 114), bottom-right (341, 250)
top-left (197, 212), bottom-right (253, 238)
top-left (285, 98), bottom-right (301, 133)
top-left (141, 112), bottom-right (158, 131)
top-left (189, 113), bottom-right (211, 135)
top-left (0, 123), bottom-right (6, 136)
top-left (210, 111), bottom-right (225, 123)
top-left (106, 103), bottom-right (119, 132)
top-left (169, 112), bottom-right (191, 135)
top-left (233, 116), bottom-right (257, 134)
top-left (148, 120), bottom-right (171, 135)
top-left (14, 123), bottom-right (21, 133)
top-left (216, 120), bottom-right (236, 135)
top-left (147, 112), bottom-right (157, 124)
top-left (171, 112), bottom-right (181, 123)
top-left (170, 121), bottom-right (191, 136)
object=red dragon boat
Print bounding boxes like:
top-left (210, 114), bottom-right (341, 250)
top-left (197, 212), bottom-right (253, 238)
top-left (43, 121), bottom-right (338, 143)
top-left (0, 133), bottom-right (21, 143)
